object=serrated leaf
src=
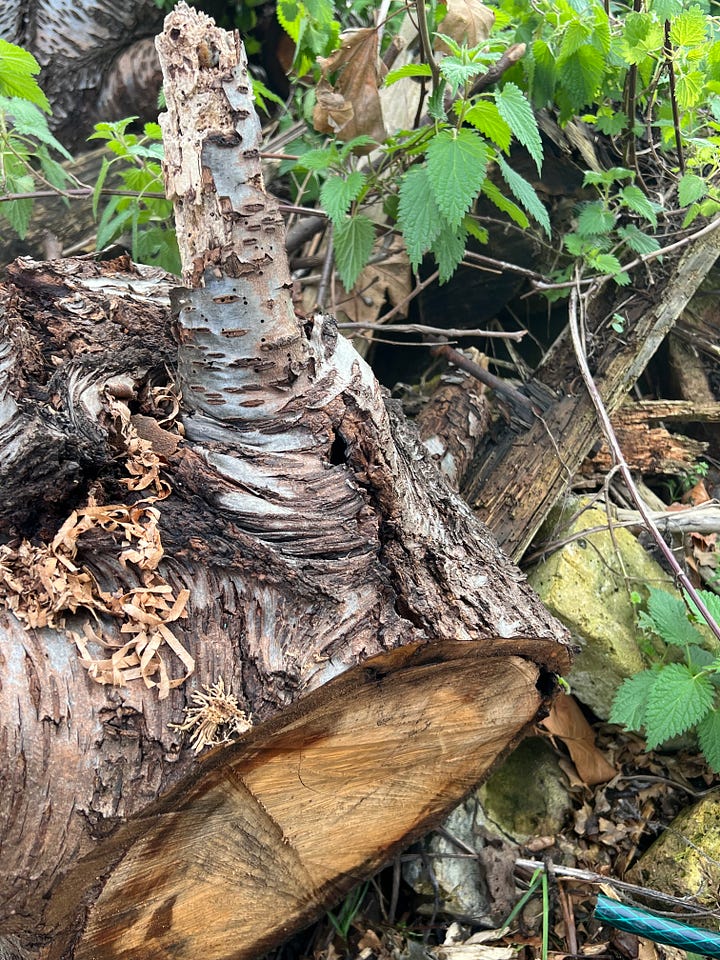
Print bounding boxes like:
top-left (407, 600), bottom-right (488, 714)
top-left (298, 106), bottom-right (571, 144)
top-left (591, 253), bottom-right (623, 275)
top-left (619, 185), bottom-right (658, 227)
top-left (277, 0), bottom-right (305, 43)
top-left (687, 589), bottom-right (720, 631)
top-left (427, 84), bottom-right (447, 121)
top-left (678, 173), bottom-right (708, 207)
top-left (339, 136), bottom-right (376, 160)
top-left (463, 214), bottom-right (489, 245)
top-left (644, 588), bottom-right (701, 646)
top-left (650, 0), bottom-right (682, 20)
top-left (617, 224), bottom-right (661, 255)
top-left (624, 11), bottom-right (652, 48)
top-left (495, 154), bottom-right (551, 236)
top-left (495, 82), bottom-right (543, 174)
top-left (384, 63), bottom-right (433, 86)
top-left (594, 110), bottom-right (627, 135)
top-left (481, 180), bottom-right (529, 228)
top-left (93, 156), bottom-right (112, 219)
top-left (0, 96), bottom-right (72, 158)
top-left (559, 19), bottom-right (592, 60)
top-left (676, 71), bottom-right (705, 109)
top-left (0, 170), bottom-right (33, 237)
top-left (440, 57), bottom-right (486, 92)
top-left (0, 39), bottom-right (50, 112)
top-left (557, 46), bottom-right (604, 111)
top-left (577, 201), bottom-right (615, 237)
top-left (697, 707), bottom-right (720, 772)
top-left (610, 670), bottom-right (659, 731)
top-left (334, 214), bottom-right (375, 290)
top-left (320, 171), bottom-right (365, 223)
top-left (463, 101), bottom-right (511, 152)
top-left (687, 645), bottom-right (716, 670)
top-left (530, 39), bottom-right (557, 108)
top-left (645, 663), bottom-right (714, 748)
top-left (431, 220), bottom-right (468, 283)
top-left (398, 165), bottom-right (443, 268)
top-left (426, 128), bottom-right (488, 227)
top-left (294, 148), bottom-right (336, 171)
top-left (669, 8), bottom-right (707, 47)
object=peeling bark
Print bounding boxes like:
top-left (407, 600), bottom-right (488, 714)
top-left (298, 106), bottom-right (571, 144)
top-left (0, 6), bottom-right (570, 957)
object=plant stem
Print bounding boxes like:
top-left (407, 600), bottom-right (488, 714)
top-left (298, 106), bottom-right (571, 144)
top-left (663, 21), bottom-right (685, 174)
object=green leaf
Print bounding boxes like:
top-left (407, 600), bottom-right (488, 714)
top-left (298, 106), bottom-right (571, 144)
top-left (481, 180), bottom-right (529, 228)
top-left (576, 201), bottom-right (615, 237)
top-left (339, 136), bottom-right (377, 160)
top-left (557, 46), bottom-right (604, 111)
top-left (495, 83), bottom-right (543, 174)
top-left (277, 0), bottom-right (305, 43)
top-left (93, 156), bottom-right (112, 219)
top-left (645, 663), bottom-right (714, 748)
top-left (334, 214), bottom-right (375, 290)
top-left (590, 252), bottom-right (623, 275)
top-left (0, 96), bottom-right (72, 158)
top-left (619, 185), bottom-right (658, 227)
top-left (495, 154), bottom-right (551, 236)
top-left (593, 109), bottom-right (627, 135)
top-left (650, 0), bottom-right (682, 20)
top-left (559, 19), bottom-right (592, 60)
top-left (440, 57), bottom-right (486, 92)
top-left (530, 40), bottom-right (557, 108)
top-left (669, 8), bottom-right (707, 47)
top-left (36, 146), bottom-right (72, 192)
top-left (463, 215), bottom-right (489, 245)
top-left (398, 165), bottom-right (442, 268)
top-left (610, 670), bottom-right (659, 731)
top-left (617, 224), bottom-right (661, 255)
top-left (320, 171), bottom-right (365, 223)
top-left (0, 39), bottom-right (50, 112)
top-left (697, 707), bottom-right (720, 772)
top-left (678, 173), bottom-right (708, 207)
top-left (676, 71), bottom-right (705, 109)
top-left (463, 101), bottom-right (511, 153)
top-left (0, 169), bottom-right (34, 237)
top-left (624, 11), bottom-right (653, 48)
top-left (384, 63), bottom-right (433, 86)
top-left (644, 588), bottom-right (701, 646)
top-left (294, 147), bottom-right (336, 171)
top-left (143, 121), bottom-right (163, 140)
top-left (431, 219), bottom-right (468, 284)
top-left (687, 589), bottom-right (720, 630)
top-left (426, 128), bottom-right (489, 227)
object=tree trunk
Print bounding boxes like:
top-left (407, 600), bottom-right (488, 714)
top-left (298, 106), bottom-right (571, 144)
top-left (0, 5), bottom-right (570, 958)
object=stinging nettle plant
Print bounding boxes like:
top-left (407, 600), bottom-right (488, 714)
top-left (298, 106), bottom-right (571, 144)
top-left (610, 586), bottom-right (720, 773)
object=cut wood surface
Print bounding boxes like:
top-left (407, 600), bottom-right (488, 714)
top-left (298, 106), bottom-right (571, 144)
top-left (0, 6), bottom-right (570, 957)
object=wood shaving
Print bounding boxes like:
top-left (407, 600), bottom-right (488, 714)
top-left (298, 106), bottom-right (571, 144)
top-left (169, 677), bottom-right (252, 752)
top-left (0, 396), bottom-right (194, 699)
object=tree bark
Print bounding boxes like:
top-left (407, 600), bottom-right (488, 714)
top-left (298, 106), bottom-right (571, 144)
top-left (0, 5), bottom-right (570, 958)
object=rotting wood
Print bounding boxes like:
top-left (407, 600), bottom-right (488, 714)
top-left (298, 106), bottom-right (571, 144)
top-left (0, 5), bottom-right (570, 957)
top-left (463, 230), bottom-right (720, 561)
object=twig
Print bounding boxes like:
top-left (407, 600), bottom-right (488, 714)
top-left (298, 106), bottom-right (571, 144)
top-left (469, 43), bottom-right (527, 95)
top-left (316, 226), bottom-right (334, 310)
top-left (415, 0), bottom-right (441, 90)
top-left (430, 342), bottom-right (536, 413)
top-left (337, 322), bottom-right (526, 339)
top-left (568, 272), bottom-right (720, 644)
top-left (663, 22), bottom-right (685, 174)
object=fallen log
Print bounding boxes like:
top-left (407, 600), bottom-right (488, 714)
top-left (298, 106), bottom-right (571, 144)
top-left (0, 6), bottom-right (570, 958)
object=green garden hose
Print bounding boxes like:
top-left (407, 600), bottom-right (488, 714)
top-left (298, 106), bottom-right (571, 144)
top-left (595, 893), bottom-right (720, 958)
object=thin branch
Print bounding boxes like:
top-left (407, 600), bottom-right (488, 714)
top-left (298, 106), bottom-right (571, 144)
top-left (568, 272), bottom-right (720, 645)
top-left (663, 21), bottom-right (685, 174)
top-left (337, 322), bottom-right (527, 339)
top-left (430, 342), bottom-right (536, 414)
top-left (415, 0), bottom-right (441, 89)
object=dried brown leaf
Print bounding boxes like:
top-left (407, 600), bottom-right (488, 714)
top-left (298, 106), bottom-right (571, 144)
top-left (314, 28), bottom-right (386, 144)
top-left (541, 694), bottom-right (616, 786)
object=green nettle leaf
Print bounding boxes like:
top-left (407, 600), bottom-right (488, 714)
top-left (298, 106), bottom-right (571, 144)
top-left (610, 669), bottom-right (659, 731)
top-left (619, 185), bottom-right (658, 228)
top-left (624, 11), bottom-right (652, 48)
top-left (559, 19), bottom-right (592, 60)
top-left (495, 154), bottom-right (551, 236)
top-left (36, 147), bottom-right (72, 192)
top-left (277, 0), bottom-right (305, 42)
top-left (0, 96), bottom-right (72, 159)
top-left (650, 0), bottom-right (682, 20)
top-left (495, 82), bottom-right (543, 174)
top-left (426, 128), bottom-right (488, 227)
top-left (576, 201), bottom-right (615, 237)
top-left (593, 110), bottom-right (627, 135)
top-left (334, 214), bottom-right (375, 290)
top-left (617, 224), bottom-right (661, 255)
top-left (678, 173), bottom-right (708, 207)
top-left (0, 171), bottom-right (34, 237)
top-left (431, 220), bottom-right (468, 283)
top-left (669, 8), bottom-right (707, 47)
top-left (463, 215), bottom-right (489, 244)
top-left (644, 588), bottom-right (701, 646)
top-left (687, 589), bottom-right (720, 629)
top-left (463, 101), bottom-right (512, 153)
top-left (320, 171), bottom-right (366, 223)
top-left (676, 71), bottom-right (705, 109)
top-left (0, 39), bottom-right (50, 112)
top-left (384, 63), bottom-right (433, 86)
top-left (644, 663), bottom-right (714, 748)
top-left (530, 39), bottom-right (557, 107)
top-left (697, 707), bottom-right (720, 772)
top-left (398, 165), bottom-right (443, 268)
top-left (590, 252), bottom-right (623, 275)
top-left (440, 58), bottom-right (486, 92)
top-left (294, 148), bottom-right (336, 171)
top-left (558, 46), bottom-right (604, 111)
top-left (427, 85), bottom-right (448, 122)
top-left (481, 180), bottom-right (529, 228)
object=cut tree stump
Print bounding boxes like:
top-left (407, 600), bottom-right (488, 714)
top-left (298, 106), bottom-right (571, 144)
top-left (0, 6), bottom-right (570, 959)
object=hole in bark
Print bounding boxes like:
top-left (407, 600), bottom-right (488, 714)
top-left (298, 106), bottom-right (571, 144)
top-left (536, 668), bottom-right (558, 698)
top-left (328, 430), bottom-right (346, 466)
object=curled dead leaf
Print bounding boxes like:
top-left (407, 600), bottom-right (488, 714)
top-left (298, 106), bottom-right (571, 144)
top-left (435, 0), bottom-right (495, 52)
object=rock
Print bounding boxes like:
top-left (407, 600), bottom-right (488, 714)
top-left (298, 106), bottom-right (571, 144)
top-left (403, 738), bottom-right (572, 923)
top-left (528, 502), bottom-right (675, 718)
top-left (628, 787), bottom-right (720, 922)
